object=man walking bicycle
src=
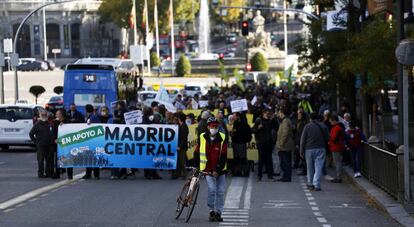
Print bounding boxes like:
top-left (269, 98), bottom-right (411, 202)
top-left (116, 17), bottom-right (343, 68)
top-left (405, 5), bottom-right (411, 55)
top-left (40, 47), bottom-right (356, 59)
top-left (195, 117), bottom-right (228, 222)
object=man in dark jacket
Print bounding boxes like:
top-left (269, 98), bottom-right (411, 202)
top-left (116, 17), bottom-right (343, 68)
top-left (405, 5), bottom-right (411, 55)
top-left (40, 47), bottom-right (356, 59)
top-left (195, 117), bottom-right (227, 222)
top-left (230, 112), bottom-right (252, 177)
top-left (67, 103), bottom-right (84, 123)
top-left (252, 108), bottom-right (278, 181)
top-left (300, 112), bottom-right (329, 191)
top-left (172, 112), bottom-right (189, 179)
top-left (29, 110), bottom-right (53, 178)
top-left (51, 109), bottom-right (73, 179)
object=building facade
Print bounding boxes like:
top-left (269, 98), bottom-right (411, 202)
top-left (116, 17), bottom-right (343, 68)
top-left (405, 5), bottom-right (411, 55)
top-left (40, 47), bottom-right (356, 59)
top-left (0, 0), bottom-right (123, 58)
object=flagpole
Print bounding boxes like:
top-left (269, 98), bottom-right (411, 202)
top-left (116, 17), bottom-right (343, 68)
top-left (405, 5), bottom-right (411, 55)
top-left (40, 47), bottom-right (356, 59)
top-left (144, 0), bottom-right (151, 76)
top-left (132, 0), bottom-right (137, 45)
top-left (154, 0), bottom-right (160, 59)
top-left (170, 0), bottom-right (175, 76)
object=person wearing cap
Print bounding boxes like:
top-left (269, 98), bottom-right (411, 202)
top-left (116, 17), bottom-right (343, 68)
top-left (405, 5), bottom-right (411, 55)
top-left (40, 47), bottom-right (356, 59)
top-left (194, 117), bottom-right (228, 222)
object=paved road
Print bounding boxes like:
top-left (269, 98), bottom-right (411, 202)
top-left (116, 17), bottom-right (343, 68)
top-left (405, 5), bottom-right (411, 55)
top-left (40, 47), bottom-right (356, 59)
top-left (0, 148), bottom-right (400, 227)
top-left (1, 71), bottom-right (221, 106)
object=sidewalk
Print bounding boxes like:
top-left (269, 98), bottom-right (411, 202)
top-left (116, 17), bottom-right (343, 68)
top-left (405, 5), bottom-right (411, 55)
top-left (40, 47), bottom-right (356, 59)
top-left (343, 166), bottom-right (414, 226)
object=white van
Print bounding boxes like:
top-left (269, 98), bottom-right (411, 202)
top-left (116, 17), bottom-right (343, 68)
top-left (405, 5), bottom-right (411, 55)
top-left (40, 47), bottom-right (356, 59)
top-left (0, 104), bottom-right (44, 150)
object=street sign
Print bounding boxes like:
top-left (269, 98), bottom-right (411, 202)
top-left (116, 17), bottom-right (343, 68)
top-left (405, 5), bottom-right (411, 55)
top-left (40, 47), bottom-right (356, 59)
top-left (52, 49), bottom-right (61, 54)
top-left (10, 53), bottom-right (19, 67)
top-left (0, 53), bottom-right (4, 67)
top-left (395, 39), bottom-right (414, 66)
top-left (130, 45), bottom-right (143, 65)
top-left (3, 38), bottom-right (13, 53)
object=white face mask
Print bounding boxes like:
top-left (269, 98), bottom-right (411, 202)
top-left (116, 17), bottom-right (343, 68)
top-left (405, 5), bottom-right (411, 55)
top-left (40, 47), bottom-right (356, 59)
top-left (185, 119), bottom-right (192, 126)
top-left (209, 128), bottom-right (219, 136)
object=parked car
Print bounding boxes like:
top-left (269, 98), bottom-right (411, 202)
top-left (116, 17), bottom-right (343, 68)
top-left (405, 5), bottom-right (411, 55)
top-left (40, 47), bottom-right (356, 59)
top-left (45, 95), bottom-right (63, 113)
top-left (17, 60), bottom-right (48, 71)
top-left (183, 82), bottom-right (209, 97)
top-left (0, 104), bottom-right (44, 150)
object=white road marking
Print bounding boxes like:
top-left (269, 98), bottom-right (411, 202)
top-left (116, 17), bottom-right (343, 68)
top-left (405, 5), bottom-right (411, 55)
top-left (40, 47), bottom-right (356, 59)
top-left (243, 174), bottom-right (253, 209)
top-left (0, 172), bottom-right (83, 210)
top-left (221, 215), bottom-right (249, 219)
top-left (224, 178), bottom-right (245, 208)
top-left (3, 208), bottom-right (14, 213)
top-left (314, 212), bottom-right (322, 216)
top-left (0, 162), bottom-right (5, 165)
top-left (222, 219), bottom-right (249, 222)
top-left (299, 176), bottom-right (330, 226)
top-left (40, 193), bottom-right (49, 197)
top-left (317, 217), bottom-right (327, 223)
top-left (219, 223), bottom-right (249, 226)
top-left (28, 198), bottom-right (38, 202)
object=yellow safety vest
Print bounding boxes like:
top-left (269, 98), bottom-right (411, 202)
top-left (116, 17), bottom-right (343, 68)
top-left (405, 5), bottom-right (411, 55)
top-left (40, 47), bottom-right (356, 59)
top-left (199, 132), bottom-right (227, 171)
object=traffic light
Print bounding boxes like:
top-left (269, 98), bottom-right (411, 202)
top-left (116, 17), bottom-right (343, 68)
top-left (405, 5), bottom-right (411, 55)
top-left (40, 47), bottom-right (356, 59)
top-left (245, 63), bottom-right (252, 72)
top-left (241, 21), bottom-right (249, 36)
top-left (218, 53), bottom-right (224, 60)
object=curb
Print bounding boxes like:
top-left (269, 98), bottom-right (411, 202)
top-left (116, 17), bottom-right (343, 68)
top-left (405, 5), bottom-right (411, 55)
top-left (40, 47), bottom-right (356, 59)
top-left (343, 167), bottom-right (414, 226)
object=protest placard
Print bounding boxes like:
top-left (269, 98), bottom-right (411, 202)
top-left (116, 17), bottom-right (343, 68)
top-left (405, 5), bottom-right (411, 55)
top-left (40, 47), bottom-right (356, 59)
top-left (199, 100), bottom-right (209, 108)
top-left (230, 99), bottom-right (248, 113)
top-left (124, 110), bottom-right (143, 125)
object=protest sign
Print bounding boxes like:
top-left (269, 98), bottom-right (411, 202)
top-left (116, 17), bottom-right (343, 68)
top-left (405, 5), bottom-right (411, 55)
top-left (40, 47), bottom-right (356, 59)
top-left (57, 124), bottom-right (178, 169)
top-left (199, 100), bottom-right (209, 108)
top-left (185, 114), bottom-right (258, 161)
top-left (124, 110), bottom-right (143, 125)
top-left (230, 99), bottom-right (248, 113)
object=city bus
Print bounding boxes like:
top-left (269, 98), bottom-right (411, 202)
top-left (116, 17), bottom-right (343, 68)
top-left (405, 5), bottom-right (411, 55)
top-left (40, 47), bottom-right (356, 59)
top-left (63, 64), bottom-right (136, 114)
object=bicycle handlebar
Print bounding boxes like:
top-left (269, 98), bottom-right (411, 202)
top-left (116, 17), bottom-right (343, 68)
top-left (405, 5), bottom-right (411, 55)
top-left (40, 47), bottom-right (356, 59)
top-left (186, 167), bottom-right (212, 176)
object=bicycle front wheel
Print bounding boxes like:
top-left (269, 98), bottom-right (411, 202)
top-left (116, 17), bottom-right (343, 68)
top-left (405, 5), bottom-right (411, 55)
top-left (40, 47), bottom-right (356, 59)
top-left (185, 183), bottom-right (200, 223)
top-left (175, 181), bottom-right (190, 219)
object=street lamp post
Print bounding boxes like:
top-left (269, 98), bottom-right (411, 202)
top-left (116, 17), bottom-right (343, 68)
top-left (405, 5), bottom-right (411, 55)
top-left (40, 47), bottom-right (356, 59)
top-left (12, 0), bottom-right (77, 103)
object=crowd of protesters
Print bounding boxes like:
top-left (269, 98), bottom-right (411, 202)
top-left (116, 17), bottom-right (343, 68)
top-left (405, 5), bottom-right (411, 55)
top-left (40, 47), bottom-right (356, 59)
top-left (29, 82), bottom-right (366, 191)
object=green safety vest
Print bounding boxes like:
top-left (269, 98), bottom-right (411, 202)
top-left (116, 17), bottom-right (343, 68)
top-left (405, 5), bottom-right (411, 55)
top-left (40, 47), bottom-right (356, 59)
top-left (199, 132), bottom-right (227, 171)
top-left (298, 100), bottom-right (313, 113)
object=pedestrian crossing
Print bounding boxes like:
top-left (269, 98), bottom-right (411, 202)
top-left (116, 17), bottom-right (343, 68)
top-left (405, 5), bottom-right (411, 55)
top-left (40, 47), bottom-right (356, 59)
top-left (219, 208), bottom-right (250, 226)
top-left (220, 175), bottom-right (253, 226)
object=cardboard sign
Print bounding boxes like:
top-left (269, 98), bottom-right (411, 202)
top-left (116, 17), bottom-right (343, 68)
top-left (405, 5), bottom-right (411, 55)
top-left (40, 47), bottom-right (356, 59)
top-left (124, 110), bottom-right (143, 125)
top-left (230, 99), bottom-right (248, 113)
top-left (199, 100), bottom-right (208, 108)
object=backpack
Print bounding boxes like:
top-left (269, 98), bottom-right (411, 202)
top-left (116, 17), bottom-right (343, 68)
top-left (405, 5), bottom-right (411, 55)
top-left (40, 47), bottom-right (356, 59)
top-left (348, 129), bottom-right (362, 149)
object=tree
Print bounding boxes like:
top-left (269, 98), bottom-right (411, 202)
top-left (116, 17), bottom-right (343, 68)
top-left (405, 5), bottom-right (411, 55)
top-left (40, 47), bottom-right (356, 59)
top-left (150, 52), bottom-right (160, 67)
top-left (176, 54), bottom-right (191, 77)
top-left (216, 0), bottom-right (244, 23)
top-left (53, 86), bottom-right (63, 95)
top-left (29, 86), bottom-right (46, 104)
top-left (250, 52), bottom-right (269, 71)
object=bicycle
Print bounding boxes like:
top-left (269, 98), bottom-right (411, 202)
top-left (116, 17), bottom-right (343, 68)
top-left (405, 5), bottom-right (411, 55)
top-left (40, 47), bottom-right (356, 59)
top-left (175, 166), bottom-right (209, 223)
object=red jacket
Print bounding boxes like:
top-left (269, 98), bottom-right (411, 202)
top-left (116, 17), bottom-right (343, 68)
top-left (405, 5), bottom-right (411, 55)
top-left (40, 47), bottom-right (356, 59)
top-left (195, 133), bottom-right (228, 174)
top-left (329, 124), bottom-right (345, 152)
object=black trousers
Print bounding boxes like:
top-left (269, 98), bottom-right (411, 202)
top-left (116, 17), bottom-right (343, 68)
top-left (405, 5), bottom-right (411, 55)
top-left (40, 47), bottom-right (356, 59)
top-left (85, 168), bottom-right (100, 178)
top-left (37, 144), bottom-right (53, 177)
top-left (257, 143), bottom-right (274, 178)
top-left (278, 151), bottom-right (292, 180)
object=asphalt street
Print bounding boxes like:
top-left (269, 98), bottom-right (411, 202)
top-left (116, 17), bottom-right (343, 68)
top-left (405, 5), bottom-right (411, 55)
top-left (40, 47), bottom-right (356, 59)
top-left (0, 148), bottom-right (400, 227)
